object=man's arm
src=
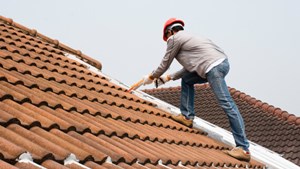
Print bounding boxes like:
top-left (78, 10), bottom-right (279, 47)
top-left (170, 68), bottom-right (189, 80)
top-left (153, 68), bottom-right (188, 88)
top-left (151, 36), bottom-right (181, 78)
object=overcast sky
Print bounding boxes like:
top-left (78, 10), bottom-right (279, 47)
top-left (2, 0), bottom-right (300, 117)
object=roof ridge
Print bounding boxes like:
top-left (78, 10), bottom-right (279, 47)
top-left (0, 15), bottom-right (102, 70)
top-left (228, 87), bottom-right (300, 126)
top-left (143, 84), bottom-right (300, 126)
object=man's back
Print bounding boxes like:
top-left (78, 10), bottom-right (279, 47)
top-left (170, 31), bottom-right (227, 78)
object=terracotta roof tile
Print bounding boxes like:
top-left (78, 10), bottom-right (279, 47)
top-left (0, 160), bottom-right (19, 169)
top-left (14, 162), bottom-right (42, 169)
top-left (41, 160), bottom-right (69, 169)
top-left (0, 100), bottom-right (39, 127)
top-left (84, 161), bottom-right (108, 169)
top-left (144, 85), bottom-right (300, 166)
top-left (0, 16), bottom-right (266, 168)
top-left (8, 124), bottom-right (68, 161)
top-left (0, 136), bottom-right (25, 160)
top-left (1, 124), bottom-right (52, 161)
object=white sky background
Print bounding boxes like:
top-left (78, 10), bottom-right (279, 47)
top-left (2, 0), bottom-right (300, 117)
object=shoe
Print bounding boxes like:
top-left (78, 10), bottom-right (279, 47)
top-left (223, 147), bottom-right (251, 162)
top-left (171, 114), bottom-right (193, 128)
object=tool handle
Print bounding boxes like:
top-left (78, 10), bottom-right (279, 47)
top-left (127, 79), bottom-right (144, 93)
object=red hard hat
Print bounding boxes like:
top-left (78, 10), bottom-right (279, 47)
top-left (163, 18), bottom-right (185, 41)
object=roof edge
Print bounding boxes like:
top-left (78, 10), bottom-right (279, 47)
top-left (0, 15), bottom-right (102, 70)
top-left (228, 87), bottom-right (300, 126)
top-left (143, 84), bottom-right (300, 126)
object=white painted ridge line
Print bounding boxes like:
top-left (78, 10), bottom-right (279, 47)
top-left (64, 153), bottom-right (90, 169)
top-left (118, 91), bottom-right (300, 169)
top-left (136, 161), bottom-right (151, 169)
top-left (178, 161), bottom-right (191, 169)
top-left (17, 152), bottom-right (46, 169)
top-left (130, 91), bottom-right (300, 169)
top-left (158, 160), bottom-right (173, 169)
top-left (65, 54), bottom-right (300, 169)
top-left (105, 156), bottom-right (124, 169)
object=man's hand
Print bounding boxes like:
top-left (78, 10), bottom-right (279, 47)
top-left (142, 75), bottom-right (154, 86)
top-left (154, 75), bottom-right (172, 88)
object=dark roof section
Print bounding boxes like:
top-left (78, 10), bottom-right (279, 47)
top-left (144, 84), bottom-right (300, 166)
top-left (0, 16), bottom-right (265, 168)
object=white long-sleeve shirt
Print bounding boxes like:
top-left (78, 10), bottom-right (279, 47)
top-left (151, 31), bottom-right (227, 80)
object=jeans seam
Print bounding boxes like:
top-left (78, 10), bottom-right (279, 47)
top-left (186, 85), bottom-right (190, 119)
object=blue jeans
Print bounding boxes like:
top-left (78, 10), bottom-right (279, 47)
top-left (180, 59), bottom-right (249, 151)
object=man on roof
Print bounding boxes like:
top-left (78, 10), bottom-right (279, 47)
top-left (141, 18), bottom-right (251, 162)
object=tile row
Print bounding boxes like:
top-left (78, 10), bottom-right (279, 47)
top-left (0, 99), bottom-right (215, 148)
top-left (0, 51), bottom-right (154, 107)
top-left (0, 42), bottom-right (102, 83)
top-left (0, 17), bottom-right (102, 70)
top-left (0, 25), bottom-right (80, 67)
top-left (0, 123), bottom-right (263, 168)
